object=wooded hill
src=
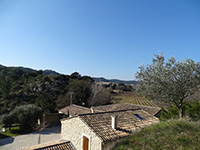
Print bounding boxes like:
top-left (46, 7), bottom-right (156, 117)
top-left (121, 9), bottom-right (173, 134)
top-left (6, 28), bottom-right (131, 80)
top-left (0, 65), bottom-right (110, 115)
top-left (93, 77), bottom-right (138, 85)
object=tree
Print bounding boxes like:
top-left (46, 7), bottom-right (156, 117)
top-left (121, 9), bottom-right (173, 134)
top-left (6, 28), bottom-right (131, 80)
top-left (36, 92), bottom-right (56, 113)
top-left (1, 112), bottom-right (14, 130)
top-left (1, 104), bottom-right (42, 130)
top-left (12, 104), bottom-right (42, 129)
top-left (89, 83), bottom-right (110, 106)
top-left (70, 72), bottom-right (81, 79)
top-left (67, 79), bottom-right (91, 106)
top-left (136, 54), bottom-right (200, 118)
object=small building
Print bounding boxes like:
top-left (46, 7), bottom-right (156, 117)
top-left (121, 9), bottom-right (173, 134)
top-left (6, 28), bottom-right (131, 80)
top-left (40, 113), bottom-right (65, 126)
top-left (61, 109), bottom-right (159, 150)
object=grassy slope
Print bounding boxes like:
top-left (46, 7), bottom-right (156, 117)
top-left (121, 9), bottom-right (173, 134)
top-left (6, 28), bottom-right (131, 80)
top-left (114, 119), bottom-right (200, 150)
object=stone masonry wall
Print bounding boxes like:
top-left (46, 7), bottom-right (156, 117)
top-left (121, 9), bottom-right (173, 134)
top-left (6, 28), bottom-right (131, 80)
top-left (61, 117), bottom-right (102, 150)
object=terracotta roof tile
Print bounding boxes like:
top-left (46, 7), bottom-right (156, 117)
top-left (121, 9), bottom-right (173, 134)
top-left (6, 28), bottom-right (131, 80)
top-left (59, 104), bottom-right (91, 116)
top-left (93, 103), bottom-right (161, 116)
top-left (17, 140), bottom-right (75, 150)
top-left (78, 109), bottom-right (159, 142)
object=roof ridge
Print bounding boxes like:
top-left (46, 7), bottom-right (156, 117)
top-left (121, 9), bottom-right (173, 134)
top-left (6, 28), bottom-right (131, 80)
top-left (17, 140), bottom-right (73, 150)
top-left (78, 108), bottom-right (141, 116)
top-left (59, 104), bottom-right (90, 111)
top-left (35, 141), bottom-right (71, 149)
top-left (71, 104), bottom-right (90, 110)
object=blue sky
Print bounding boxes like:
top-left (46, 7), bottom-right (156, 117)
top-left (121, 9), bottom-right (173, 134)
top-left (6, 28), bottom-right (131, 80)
top-left (0, 0), bottom-right (200, 80)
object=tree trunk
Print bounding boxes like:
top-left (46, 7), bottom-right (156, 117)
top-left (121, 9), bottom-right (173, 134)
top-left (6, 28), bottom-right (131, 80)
top-left (179, 108), bottom-right (183, 119)
top-left (178, 99), bottom-right (184, 119)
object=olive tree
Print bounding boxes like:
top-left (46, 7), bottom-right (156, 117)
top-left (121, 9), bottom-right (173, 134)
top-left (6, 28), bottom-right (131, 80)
top-left (136, 54), bottom-right (200, 118)
top-left (1, 104), bottom-right (42, 130)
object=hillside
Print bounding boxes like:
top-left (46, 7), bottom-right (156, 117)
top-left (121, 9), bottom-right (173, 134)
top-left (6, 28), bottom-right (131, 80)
top-left (93, 77), bottom-right (138, 84)
top-left (0, 65), bottom-right (96, 115)
top-left (114, 119), bottom-right (200, 150)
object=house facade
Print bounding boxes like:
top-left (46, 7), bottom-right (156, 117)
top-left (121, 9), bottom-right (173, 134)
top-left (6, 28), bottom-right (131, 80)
top-left (61, 109), bottom-right (159, 150)
top-left (61, 117), bottom-right (102, 150)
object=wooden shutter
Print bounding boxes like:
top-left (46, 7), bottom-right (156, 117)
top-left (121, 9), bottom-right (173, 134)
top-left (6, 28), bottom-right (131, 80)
top-left (83, 136), bottom-right (89, 150)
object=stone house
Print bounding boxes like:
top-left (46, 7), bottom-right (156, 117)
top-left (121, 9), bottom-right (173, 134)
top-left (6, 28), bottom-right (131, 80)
top-left (61, 108), bottom-right (159, 150)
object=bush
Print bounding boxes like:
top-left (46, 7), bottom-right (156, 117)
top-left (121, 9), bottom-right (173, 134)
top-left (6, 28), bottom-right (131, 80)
top-left (187, 101), bottom-right (200, 121)
top-left (1, 112), bottom-right (15, 129)
top-left (160, 106), bottom-right (179, 121)
top-left (160, 101), bottom-right (200, 121)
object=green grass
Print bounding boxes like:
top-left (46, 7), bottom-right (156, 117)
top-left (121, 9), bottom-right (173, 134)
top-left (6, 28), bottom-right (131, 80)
top-left (0, 125), bottom-right (33, 139)
top-left (114, 119), bottom-right (200, 150)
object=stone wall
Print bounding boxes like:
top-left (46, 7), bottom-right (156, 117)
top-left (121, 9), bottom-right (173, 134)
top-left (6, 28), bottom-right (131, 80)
top-left (42, 113), bottom-right (64, 126)
top-left (61, 117), bottom-right (102, 150)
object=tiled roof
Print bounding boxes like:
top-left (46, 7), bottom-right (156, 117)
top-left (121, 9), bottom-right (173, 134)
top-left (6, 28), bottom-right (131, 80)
top-left (59, 104), bottom-right (91, 116)
top-left (92, 103), bottom-right (161, 116)
top-left (17, 140), bottom-right (75, 150)
top-left (59, 103), bottom-right (161, 117)
top-left (78, 109), bottom-right (159, 142)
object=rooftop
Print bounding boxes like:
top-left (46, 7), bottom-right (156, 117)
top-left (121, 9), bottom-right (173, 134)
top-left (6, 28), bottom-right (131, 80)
top-left (17, 140), bottom-right (75, 150)
top-left (64, 109), bottom-right (159, 142)
top-left (92, 103), bottom-right (161, 116)
top-left (59, 104), bottom-right (91, 116)
top-left (59, 103), bottom-right (161, 117)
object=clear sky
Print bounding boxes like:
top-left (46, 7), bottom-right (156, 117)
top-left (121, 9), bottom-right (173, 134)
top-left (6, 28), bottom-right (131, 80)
top-left (0, 0), bottom-right (200, 80)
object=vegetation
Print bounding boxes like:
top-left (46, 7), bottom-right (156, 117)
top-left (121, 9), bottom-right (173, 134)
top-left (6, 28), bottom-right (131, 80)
top-left (136, 54), bottom-right (200, 118)
top-left (111, 91), bottom-right (158, 107)
top-left (161, 101), bottom-right (200, 121)
top-left (0, 125), bottom-right (29, 138)
top-left (0, 65), bottom-right (110, 116)
top-left (114, 119), bottom-right (200, 150)
top-left (1, 104), bottom-right (42, 130)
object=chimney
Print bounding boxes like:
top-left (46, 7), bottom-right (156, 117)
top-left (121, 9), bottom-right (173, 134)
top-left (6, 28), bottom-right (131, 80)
top-left (90, 107), bottom-right (94, 113)
top-left (111, 115), bottom-right (118, 129)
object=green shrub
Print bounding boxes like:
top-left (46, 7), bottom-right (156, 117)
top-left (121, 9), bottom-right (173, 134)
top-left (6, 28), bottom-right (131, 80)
top-left (1, 111), bottom-right (16, 129)
top-left (187, 101), bottom-right (200, 121)
top-left (160, 101), bottom-right (197, 121)
top-left (160, 105), bottom-right (179, 121)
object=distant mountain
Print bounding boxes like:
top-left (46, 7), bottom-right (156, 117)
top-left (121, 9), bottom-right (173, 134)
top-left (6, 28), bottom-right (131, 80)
top-left (93, 77), bottom-right (138, 85)
top-left (43, 70), bottom-right (61, 76)
top-left (18, 66), bottom-right (61, 76)
top-left (1, 65), bottom-right (61, 76)
top-left (18, 66), bottom-right (35, 72)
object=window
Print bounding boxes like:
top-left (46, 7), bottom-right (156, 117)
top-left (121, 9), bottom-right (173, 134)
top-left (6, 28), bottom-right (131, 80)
top-left (82, 136), bottom-right (89, 150)
top-left (134, 114), bottom-right (144, 120)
